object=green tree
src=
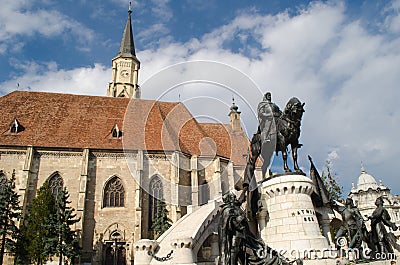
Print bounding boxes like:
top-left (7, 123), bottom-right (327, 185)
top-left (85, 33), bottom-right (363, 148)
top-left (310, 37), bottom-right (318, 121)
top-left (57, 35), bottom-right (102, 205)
top-left (24, 182), bottom-right (57, 265)
top-left (14, 223), bottom-right (30, 265)
top-left (321, 160), bottom-right (343, 242)
top-left (321, 160), bottom-right (343, 201)
top-left (151, 201), bottom-right (172, 239)
top-left (0, 170), bottom-right (21, 265)
top-left (44, 187), bottom-right (80, 265)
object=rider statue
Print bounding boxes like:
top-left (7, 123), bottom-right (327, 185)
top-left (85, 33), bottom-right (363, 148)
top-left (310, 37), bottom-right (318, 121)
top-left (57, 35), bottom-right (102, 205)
top-left (241, 92), bottom-right (280, 227)
top-left (257, 92), bottom-right (281, 179)
top-left (242, 92), bottom-right (304, 229)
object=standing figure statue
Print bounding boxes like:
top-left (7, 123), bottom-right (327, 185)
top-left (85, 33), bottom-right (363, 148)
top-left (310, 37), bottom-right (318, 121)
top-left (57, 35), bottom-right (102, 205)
top-left (219, 193), bottom-right (261, 265)
top-left (218, 193), bottom-right (245, 265)
top-left (367, 196), bottom-right (398, 259)
top-left (332, 198), bottom-right (370, 260)
top-left (218, 193), bottom-right (302, 265)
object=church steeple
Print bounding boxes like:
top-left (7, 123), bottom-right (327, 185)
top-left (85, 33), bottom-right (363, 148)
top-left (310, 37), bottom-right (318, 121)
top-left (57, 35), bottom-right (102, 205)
top-left (228, 97), bottom-right (242, 131)
top-left (118, 3), bottom-right (136, 58)
top-left (107, 3), bottom-right (141, 99)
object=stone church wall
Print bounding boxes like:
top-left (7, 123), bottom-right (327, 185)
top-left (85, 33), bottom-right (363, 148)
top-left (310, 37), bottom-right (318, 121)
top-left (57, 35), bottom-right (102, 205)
top-left (0, 146), bottom-right (243, 264)
top-left (91, 152), bottom-right (137, 239)
top-left (0, 148), bottom-right (26, 191)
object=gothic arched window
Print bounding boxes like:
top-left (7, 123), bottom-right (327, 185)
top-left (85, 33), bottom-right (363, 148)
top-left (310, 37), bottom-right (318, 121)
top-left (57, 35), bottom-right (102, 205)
top-left (103, 176), bottom-right (125, 207)
top-left (149, 176), bottom-right (163, 229)
top-left (48, 173), bottom-right (63, 198)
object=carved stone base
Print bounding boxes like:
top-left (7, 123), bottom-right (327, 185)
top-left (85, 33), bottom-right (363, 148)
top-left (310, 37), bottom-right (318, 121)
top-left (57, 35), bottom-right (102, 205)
top-left (134, 239), bottom-right (159, 265)
top-left (258, 174), bottom-right (329, 256)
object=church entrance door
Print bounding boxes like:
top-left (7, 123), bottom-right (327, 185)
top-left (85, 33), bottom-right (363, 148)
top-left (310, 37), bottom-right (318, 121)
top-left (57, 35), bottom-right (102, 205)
top-left (104, 242), bottom-right (127, 265)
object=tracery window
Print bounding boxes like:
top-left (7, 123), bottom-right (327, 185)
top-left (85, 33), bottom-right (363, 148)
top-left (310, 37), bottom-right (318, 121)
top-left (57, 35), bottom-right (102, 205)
top-left (48, 173), bottom-right (63, 198)
top-left (149, 176), bottom-right (163, 229)
top-left (104, 176), bottom-right (125, 207)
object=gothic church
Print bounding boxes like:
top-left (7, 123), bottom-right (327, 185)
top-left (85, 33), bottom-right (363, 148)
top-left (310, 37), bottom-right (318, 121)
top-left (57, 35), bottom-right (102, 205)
top-left (0, 8), bottom-right (250, 265)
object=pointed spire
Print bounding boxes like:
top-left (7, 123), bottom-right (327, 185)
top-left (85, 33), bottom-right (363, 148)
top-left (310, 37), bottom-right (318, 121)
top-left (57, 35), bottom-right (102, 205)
top-left (118, 2), bottom-right (136, 58)
top-left (229, 97), bottom-right (240, 115)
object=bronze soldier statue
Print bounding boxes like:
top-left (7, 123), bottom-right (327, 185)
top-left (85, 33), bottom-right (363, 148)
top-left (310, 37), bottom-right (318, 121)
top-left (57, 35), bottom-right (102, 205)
top-left (367, 196), bottom-right (398, 259)
top-left (218, 193), bottom-right (302, 265)
top-left (332, 198), bottom-right (370, 260)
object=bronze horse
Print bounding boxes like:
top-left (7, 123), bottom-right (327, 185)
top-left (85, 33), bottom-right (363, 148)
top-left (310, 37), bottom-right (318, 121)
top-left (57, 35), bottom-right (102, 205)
top-left (275, 97), bottom-right (305, 173)
top-left (242, 96), bottom-right (305, 217)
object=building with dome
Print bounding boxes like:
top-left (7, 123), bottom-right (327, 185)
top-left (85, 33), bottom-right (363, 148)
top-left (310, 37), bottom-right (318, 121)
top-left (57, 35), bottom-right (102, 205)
top-left (349, 167), bottom-right (400, 229)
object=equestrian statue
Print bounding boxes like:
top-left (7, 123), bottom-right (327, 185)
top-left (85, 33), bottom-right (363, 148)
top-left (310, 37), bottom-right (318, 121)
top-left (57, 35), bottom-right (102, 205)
top-left (244, 92), bottom-right (305, 187)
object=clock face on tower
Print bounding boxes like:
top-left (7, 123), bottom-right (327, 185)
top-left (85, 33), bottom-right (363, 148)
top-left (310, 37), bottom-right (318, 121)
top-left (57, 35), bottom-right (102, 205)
top-left (120, 70), bottom-right (130, 79)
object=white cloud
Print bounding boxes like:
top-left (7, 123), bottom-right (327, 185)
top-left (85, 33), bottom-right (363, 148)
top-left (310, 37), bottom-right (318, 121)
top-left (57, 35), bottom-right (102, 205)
top-left (0, 61), bottom-right (110, 96)
top-left (384, 0), bottom-right (400, 33)
top-left (2, 1), bottom-right (400, 194)
top-left (151, 0), bottom-right (173, 22)
top-left (0, 0), bottom-right (95, 54)
top-left (134, 0), bottom-right (173, 44)
top-left (137, 23), bottom-right (170, 45)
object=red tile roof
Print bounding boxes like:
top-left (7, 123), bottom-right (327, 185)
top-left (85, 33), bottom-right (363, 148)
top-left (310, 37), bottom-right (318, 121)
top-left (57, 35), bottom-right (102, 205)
top-left (0, 91), bottom-right (249, 165)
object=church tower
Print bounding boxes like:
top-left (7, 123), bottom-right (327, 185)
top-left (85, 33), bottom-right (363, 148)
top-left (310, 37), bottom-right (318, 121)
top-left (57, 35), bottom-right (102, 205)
top-left (228, 98), bottom-right (242, 131)
top-left (107, 4), bottom-right (141, 98)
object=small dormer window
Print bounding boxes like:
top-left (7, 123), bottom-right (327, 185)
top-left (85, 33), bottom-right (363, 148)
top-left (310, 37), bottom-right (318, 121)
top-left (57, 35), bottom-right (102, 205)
top-left (10, 118), bottom-right (24, 134)
top-left (111, 124), bottom-right (122, 138)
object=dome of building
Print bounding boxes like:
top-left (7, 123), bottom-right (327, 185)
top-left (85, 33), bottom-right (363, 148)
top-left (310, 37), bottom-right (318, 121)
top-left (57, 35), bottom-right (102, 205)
top-left (357, 167), bottom-right (378, 191)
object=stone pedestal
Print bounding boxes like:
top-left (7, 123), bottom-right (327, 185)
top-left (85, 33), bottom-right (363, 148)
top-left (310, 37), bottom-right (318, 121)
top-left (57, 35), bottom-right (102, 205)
top-left (171, 238), bottom-right (196, 264)
top-left (259, 174), bottom-right (329, 256)
top-left (134, 239), bottom-right (159, 265)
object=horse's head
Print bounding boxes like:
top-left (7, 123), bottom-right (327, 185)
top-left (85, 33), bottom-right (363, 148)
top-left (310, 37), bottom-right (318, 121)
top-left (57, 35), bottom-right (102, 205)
top-left (284, 97), bottom-right (305, 121)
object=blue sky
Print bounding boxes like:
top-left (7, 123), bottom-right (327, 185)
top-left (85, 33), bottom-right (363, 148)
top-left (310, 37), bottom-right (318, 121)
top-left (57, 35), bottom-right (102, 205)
top-left (1, 0), bottom-right (400, 196)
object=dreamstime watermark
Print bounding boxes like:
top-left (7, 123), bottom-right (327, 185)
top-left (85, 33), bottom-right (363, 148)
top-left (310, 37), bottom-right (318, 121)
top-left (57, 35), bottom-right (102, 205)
top-left (255, 237), bottom-right (396, 261)
top-left (122, 61), bottom-right (277, 205)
